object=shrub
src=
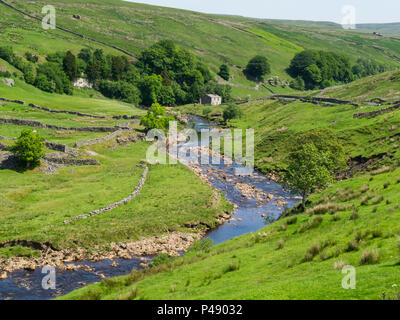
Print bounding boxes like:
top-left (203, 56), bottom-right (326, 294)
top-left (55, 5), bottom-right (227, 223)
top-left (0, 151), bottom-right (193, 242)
top-left (140, 103), bottom-right (174, 132)
top-left (223, 104), bottom-right (243, 122)
top-left (187, 239), bottom-right (213, 253)
top-left (279, 224), bottom-right (287, 232)
top-left (332, 213), bottom-right (341, 221)
top-left (10, 130), bottom-right (45, 168)
top-left (360, 249), bottom-right (380, 265)
top-left (277, 239), bottom-right (285, 250)
top-left (149, 253), bottom-right (171, 268)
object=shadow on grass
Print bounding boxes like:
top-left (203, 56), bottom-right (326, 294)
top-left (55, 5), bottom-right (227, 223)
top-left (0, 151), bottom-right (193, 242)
top-left (0, 152), bottom-right (30, 173)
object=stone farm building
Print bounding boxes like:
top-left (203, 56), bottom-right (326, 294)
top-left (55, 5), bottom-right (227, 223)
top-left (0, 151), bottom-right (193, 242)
top-left (200, 94), bottom-right (222, 106)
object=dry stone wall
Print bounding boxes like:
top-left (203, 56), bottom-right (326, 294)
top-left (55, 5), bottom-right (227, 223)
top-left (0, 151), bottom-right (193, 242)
top-left (63, 165), bottom-right (149, 224)
top-left (0, 117), bottom-right (120, 132)
top-left (353, 104), bottom-right (400, 119)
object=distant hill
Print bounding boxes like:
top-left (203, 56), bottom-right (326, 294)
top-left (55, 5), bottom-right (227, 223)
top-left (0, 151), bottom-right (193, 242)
top-left (1, 0), bottom-right (400, 100)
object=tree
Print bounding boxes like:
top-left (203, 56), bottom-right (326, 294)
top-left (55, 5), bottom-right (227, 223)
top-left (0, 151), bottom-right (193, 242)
top-left (283, 129), bottom-right (347, 210)
top-left (223, 104), bottom-right (243, 123)
top-left (245, 55), bottom-right (270, 80)
top-left (218, 64), bottom-right (230, 81)
top-left (0, 46), bottom-right (15, 63)
top-left (139, 74), bottom-right (163, 106)
top-left (140, 103), bottom-right (174, 132)
top-left (63, 51), bottom-right (78, 81)
top-left (10, 130), bottom-right (45, 168)
top-left (283, 143), bottom-right (333, 210)
top-left (111, 56), bottom-right (125, 81)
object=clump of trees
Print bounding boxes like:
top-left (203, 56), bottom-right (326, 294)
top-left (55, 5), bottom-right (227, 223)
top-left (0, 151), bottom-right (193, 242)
top-left (282, 129), bottom-right (347, 210)
top-left (288, 50), bottom-right (388, 90)
top-left (0, 41), bottom-right (232, 107)
top-left (245, 55), bottom-right (271, 80)
top-left (352, 58), bottom-right (387, 79)
top-left (288, 50), bottom-right (353, 90)
top-left (10, 130), bottom-right (45, 168)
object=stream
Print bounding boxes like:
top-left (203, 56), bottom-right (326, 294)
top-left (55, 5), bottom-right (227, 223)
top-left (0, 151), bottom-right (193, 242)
top-left (0, 116), bottom-right (299, 300)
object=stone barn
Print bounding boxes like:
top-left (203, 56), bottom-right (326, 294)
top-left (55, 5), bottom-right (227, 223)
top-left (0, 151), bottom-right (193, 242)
top-left (200, 94), bottom-right (222, 106)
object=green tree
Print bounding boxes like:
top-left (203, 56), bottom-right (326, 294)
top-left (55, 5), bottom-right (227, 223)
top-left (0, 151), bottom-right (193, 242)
top-left (218, 64), bottom-right (230, 81)
top-left (10, 130), bottom-right (45, 168)
top-left (63, 51), bottom-right (78, 81)
top-left (139, 74), bottom-right (163, 106)
top-left (283, 129), bottom-right (347, 210)
top-left (111, 56), bottom-right (125, 81)
top-left (283, 143), bottom-right (334, 210)
top-left (223, 104), bottom-right (243, 123)
top-left (140, 103), bottom-right (174, 132)
top-left (245, 56), bottom-right (270, 80)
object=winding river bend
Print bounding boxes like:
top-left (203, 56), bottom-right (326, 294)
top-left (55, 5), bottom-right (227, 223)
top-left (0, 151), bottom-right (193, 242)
top-left (0, 117), bottom-right (299, 300)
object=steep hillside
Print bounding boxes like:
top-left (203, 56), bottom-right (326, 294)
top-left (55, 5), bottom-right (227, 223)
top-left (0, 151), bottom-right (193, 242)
top-left (1, 0), bottom-right (400, 100)
top-left (62, 167), bottom-right (400, 300)
top-left (318, 70), bottom-right (400, 102)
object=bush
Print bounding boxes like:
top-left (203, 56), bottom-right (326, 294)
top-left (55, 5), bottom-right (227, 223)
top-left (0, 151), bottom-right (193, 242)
top-left (10, 130), bottom-right (45, 168)
top-left (140, 103), bottom-right (174, 132)
top-left (187, 239), bottom-right (213, 253)
top-left (223, 104), bottom-right (243, 122)
top-left (149, 253), bottom-right (171, 268)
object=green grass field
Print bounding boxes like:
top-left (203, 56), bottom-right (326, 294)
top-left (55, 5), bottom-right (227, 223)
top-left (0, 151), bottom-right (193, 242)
top-left (0, 140), bottom-right (231, 250)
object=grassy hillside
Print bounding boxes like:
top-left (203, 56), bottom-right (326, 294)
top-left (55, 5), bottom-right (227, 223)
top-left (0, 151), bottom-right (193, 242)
top-left (178, 95), bottom-right (400, 175)
top-left (62, 166), bottom-right (400, 300)
top-left (318, 69), bottom-right (400, 101)
top-left (1, 0), bottom-right (400, 100)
